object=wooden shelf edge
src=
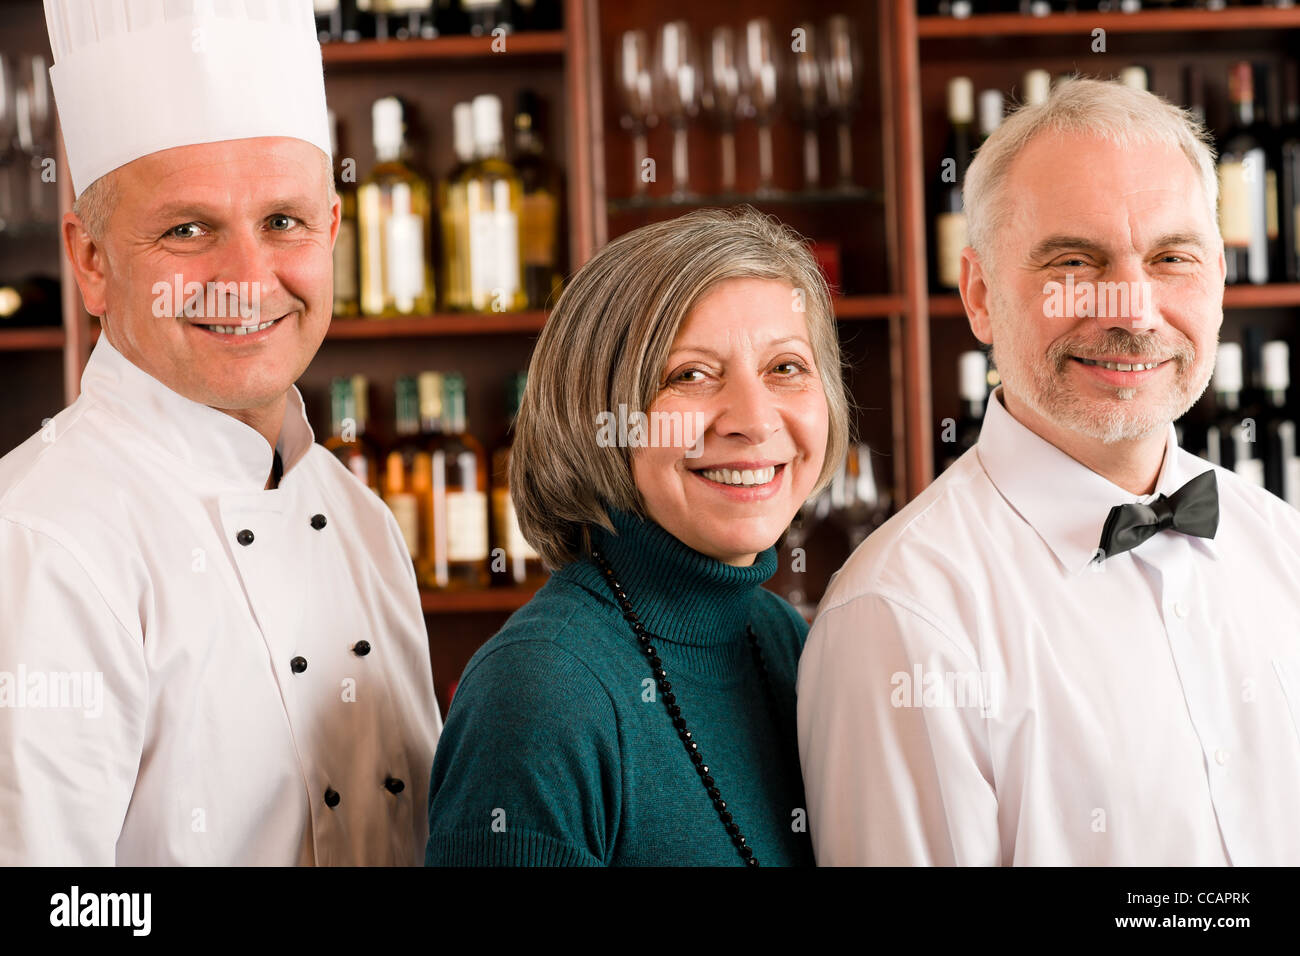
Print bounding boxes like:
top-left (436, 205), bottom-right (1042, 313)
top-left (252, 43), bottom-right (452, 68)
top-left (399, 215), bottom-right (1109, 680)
top-left (420, 584), bottom-right (544, 613)
top-left (834, 294), bottom-right (907, 318)
top-left (321, 31), bottom-right (566, 66)
top-left (0, 327), bottom-right (65, 351)
top-left (917, 8), bottom-right (1300, 39)
top-left (326, 311), bottom-right (548, 339)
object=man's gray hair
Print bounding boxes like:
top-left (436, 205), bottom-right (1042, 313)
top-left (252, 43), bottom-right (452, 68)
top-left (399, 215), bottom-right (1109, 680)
top-left (963, 76), bottom-right (1220, 272)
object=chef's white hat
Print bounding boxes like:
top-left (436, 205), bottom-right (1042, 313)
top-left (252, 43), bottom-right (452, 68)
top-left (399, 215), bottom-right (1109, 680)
top-left (43, 0), bottom-right (332, 199)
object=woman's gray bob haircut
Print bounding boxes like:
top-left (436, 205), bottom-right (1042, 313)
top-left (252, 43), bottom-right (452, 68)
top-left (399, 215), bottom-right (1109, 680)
top-left (510, 205), bottom-right (853, 570)
top-left (963, 76), bottom-right (1219, 271)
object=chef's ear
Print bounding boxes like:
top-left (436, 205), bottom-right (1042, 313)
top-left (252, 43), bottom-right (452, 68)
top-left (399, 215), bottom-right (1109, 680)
top-left (63, 208), bottom-right (109, 320)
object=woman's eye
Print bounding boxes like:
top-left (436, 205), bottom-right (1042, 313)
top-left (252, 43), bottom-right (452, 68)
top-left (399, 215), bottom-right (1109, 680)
top-left (772, 361), bottom-right (807, 376)
top-left (672, 369), bottom-right (706, 384)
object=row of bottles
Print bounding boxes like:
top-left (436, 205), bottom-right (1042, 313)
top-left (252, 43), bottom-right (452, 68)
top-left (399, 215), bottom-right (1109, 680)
top-left (331, 91), bottom-right (562, 319)
top-left (313, 0), bottom-right (561, 42)
top-left (323, 372), bottom-right (547, 589)
top-left (1196, 337), bottom-right (1299, 507)
top-left (925, 1), bottom-right (1294, 15)
top-left (932, 60), bottom-right (1300, 290)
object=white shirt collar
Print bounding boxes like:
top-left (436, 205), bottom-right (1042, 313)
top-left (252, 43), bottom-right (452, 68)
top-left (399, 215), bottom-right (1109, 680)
top-left (79, 333), bottom-right (315, 490)
top-left (976, 386), bottom-right (1218, 575)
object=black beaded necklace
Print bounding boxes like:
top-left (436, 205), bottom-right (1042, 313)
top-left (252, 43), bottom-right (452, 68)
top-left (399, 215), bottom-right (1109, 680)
top-left (590, 547), bottom-right (781, 867)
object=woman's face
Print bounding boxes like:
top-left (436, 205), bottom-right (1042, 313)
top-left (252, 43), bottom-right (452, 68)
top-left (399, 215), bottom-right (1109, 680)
top-left (631, 277), bottom-right (830, 566)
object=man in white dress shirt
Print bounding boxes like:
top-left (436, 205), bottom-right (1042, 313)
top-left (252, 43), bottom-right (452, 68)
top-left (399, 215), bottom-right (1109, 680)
top-left (798, 78), bottom-right (1300, 865)
top-left (0, 1), bottom-right (441, 864)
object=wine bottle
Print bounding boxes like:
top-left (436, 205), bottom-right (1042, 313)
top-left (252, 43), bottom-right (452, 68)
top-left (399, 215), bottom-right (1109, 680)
top-left (1022, 69), bottom-right (1051, 107)
top-left (325, 376), bottom-right (380, 492)
top-left (978, 88), bottom-right (1004, 145)
top-left (1183, 64), bottom-right (1207, 128)
top-left (513, 90), bottom-right (562, 310)
top-left (366, 0), bottom-right (435, 40)
top-left (492, 372), bottom-right (547, 586)
top-left (463, 0), bottom-right (513, 36)
top-left (1118, 66), bottom-right (1149, 92)
top-left (458, 94), bottom-right (526, 313)
top-left (938, 350), bottom-right (989, 472)
top-left (433, 0), bottom-right (469, 36)
top-left (934, 76), bottom-right (974, 291)
top-left (358, 96), bottom-right (436, 316)
top-left (328, 110), bottom-right (360, 319)
top-left (314, 0), bottom-right (342, 41)
top-left (440, 102), bottom-right (475, 312)
top-left (422, 371), bottom-right (490, 590)
top-left (1277, 60), bottom-right (1300, 282)
top-left (1260, 341), bottom-right (1299, 507)
top-left (384, 375), bottom-right (432, 571)
top-left (1219, 62), bottom-right (1275, 286)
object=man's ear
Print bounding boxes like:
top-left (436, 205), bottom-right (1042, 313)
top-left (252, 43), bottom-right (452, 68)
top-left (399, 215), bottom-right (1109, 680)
top-left (62, 211), bottom-right (108, 319)
top-left (959, 246), bottom-right (993, 346)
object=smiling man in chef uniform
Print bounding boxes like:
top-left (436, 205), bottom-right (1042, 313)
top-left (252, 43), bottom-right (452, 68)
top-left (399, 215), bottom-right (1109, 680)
top-left (0, 1), bottom-right (442, 865)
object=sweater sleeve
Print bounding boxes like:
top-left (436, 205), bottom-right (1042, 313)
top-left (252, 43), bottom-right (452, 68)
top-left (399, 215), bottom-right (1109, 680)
top-left (425, 639), bottom-right (622, 866)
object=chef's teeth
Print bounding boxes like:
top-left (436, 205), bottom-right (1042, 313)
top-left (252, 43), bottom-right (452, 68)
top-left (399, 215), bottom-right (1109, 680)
top-left (700, 465), bottom-right (777, 486)
top-left (206, 318), bottom-right (279, 335)
top-left (1080, 358), bottom-right (1161, 371)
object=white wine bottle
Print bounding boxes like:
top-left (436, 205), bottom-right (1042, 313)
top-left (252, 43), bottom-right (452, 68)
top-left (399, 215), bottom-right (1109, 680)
top-left (439, 102), bottom-right (475, 312)
top-left (458, 94), bottom-right (526, 313)
top-left (358, 96), bottom-right (436, 317)
top-left (328, 110), bottom-right (360, 318)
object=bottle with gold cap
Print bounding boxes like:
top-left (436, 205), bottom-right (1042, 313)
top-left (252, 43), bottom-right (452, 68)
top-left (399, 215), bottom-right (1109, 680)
top-left (439, 102), bottom-right (475, 312)
top-left (385, 376), bottom-right (434, 580)
top-left (458, 94), bottom-right (527, 314)
top-left (420, 372), bottom-right (490, 589)
top-left (358, 96), bottom-right (436, 317)
top-left (492, 372), bottom-right (547, 587)
top-left (325, 375), bottom-right (380, 492)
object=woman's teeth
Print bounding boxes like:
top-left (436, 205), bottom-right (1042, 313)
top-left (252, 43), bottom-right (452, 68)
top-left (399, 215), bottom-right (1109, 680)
top-left (699, 465), bottom-right (777, 486)
top-left (1077, 358), bottom-right (1161, 371)
top-left (205, 317), bottom-right (280, 335)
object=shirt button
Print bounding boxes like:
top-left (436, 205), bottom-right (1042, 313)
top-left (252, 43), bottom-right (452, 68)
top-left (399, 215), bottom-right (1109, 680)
top-left (236, 529), bottom-right (254, 546)
top-left (384, 776), bottom-right (405, 794)
top-left (353, 640), bottom-right (372, 657)
top-left (1174, 601), bottom-right (1189, 619)
top-left (290, 656), bottom-right (308, 674)
top-left (324, 787), bottom-right (341, 808)
top-left (310, 513), bottom-right (327, 530)
top-left (1215, 749), bottom-right (1230, 766)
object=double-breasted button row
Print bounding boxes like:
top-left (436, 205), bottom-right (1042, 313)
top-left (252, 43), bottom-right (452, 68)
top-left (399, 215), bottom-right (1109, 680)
top-left (322, 778), bottom-right (405, 809)
top-left (235, 514), bottom-right (327, 548)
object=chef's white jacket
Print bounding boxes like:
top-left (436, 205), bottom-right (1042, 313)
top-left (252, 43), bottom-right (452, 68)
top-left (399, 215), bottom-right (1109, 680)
top-left (799, 386), bottom-right (1300, 865)
top-left (0, 334), bottom-right (442, 865)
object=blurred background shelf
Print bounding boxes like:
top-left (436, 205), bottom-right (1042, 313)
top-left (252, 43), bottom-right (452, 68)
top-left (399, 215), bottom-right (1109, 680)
top-left (918, 8), bottom-right (1300, 39)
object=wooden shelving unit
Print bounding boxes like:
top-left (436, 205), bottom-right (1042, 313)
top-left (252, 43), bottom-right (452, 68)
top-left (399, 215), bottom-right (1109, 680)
top-left (6, 0), bottom-right (1298, 699)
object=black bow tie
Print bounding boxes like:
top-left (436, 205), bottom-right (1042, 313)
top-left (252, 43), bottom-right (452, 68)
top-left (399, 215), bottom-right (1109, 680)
top-left (1097, 470), bottom-right (1219, 560)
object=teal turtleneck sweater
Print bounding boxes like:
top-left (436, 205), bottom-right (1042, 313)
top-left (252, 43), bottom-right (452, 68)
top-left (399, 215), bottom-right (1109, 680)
top-left (425, 510), bottom-right (815, 866)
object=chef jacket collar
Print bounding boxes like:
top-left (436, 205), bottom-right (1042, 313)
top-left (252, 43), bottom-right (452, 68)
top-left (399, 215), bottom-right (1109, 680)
top-left (79, 332), bottom-right (315, 491)
top-left (976, 385), bottom-right (1218, 575)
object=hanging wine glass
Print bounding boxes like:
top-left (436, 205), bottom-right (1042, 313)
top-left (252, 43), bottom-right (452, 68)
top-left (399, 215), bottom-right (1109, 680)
top-left (821, 15), bottom-right (862, 191)
top-left (791, 20), bottom-right (822, 192)
top-left (617, 30), bottom-right (656, 198)
top-left (829, 444), bottom-right (891, 550)
top-left (703, 25), bottom-right (741, 197)
top-left (19, 54), bottom-right (56, 224)
top-left (740, 17), bottom-right (781, 197)
top-left (654, 21), bottom-right (700, 201)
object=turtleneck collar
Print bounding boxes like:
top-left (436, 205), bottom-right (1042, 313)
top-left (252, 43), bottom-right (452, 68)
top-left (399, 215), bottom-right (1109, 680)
top-left (562, 509), bottom-right (778, 648)
top-left (79, 332), bottom-right (315, 492)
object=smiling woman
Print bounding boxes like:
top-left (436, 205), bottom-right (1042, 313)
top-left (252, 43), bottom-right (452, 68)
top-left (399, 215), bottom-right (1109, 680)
top-left (424, 205), bottom-right (852, 867)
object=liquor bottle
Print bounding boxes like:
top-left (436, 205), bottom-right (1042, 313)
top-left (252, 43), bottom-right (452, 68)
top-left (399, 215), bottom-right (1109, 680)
top-left (422, 371), bottom-right (491, 589)
top-left (458, 94), bottom-right (526, 313)
top-left (513, 90), bottom-right (562, 309)
top-left (440, 102), bottom-right (475, 311)
top-left (1206, 342), bottom-right (1265, 485)
top-left (1261, 341), bottom-right (1299, 507)
top-left (938, 350), bottom-right (989, 472)
top-left (1022, 69), bottom-right (1051, 107)
top-left (934, 76), bottom-right (974, 291)
top-left (358, 96), bottom-right (436, 317)
top-left (1219, 62), bottom-right (1275, 285)
top-left (492, 372), bottom-right (547, 586)
top-left (384, 376), bottom-right (433, 573)
top-left (1256, 63), bottom-right (1285, 282)
top-left (316, 0), bottom-right (364, 42)
top-left (325, 376), bottom-right (380, 491)
top-left (978, 88), bottom-right (1004, 145)
top-left (329, 110), bottom-right (361, 318)
top-left (1277, 60), bottom-right (1300, 283)
top-left (463, 0), bottom-right (513, 36)
top-left (364, 0), bottom-right (435, 40)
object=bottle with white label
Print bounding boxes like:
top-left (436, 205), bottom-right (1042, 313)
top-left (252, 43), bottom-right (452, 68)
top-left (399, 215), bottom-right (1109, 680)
top-left (1022, 69), bottom-right (1051, 107)
top-left (938, 350), bottom-right (989, 473)
top-left (1207, 343), bottom-right (1265, 486)
top-left (977, 89), bottom-right (1004, 146)
top-left (933, 76), bottom-right (973, 291)
top-left (1219, 62), bottom-right (1276, 286)
top-left (455, 94), bottom-right (526, 313)
top-left (384, 376), bottom-right (433, 576)
top-left (359, 96), bottom-right (435, 317)
top-left (1261, 341), bottom-right (1299, 508)
top-left (421, 371), bottom-right (490, 590)
top-left (492, 372), bottom-right (547, 587)
top-left (440, 102), bottom-right (475, 312)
